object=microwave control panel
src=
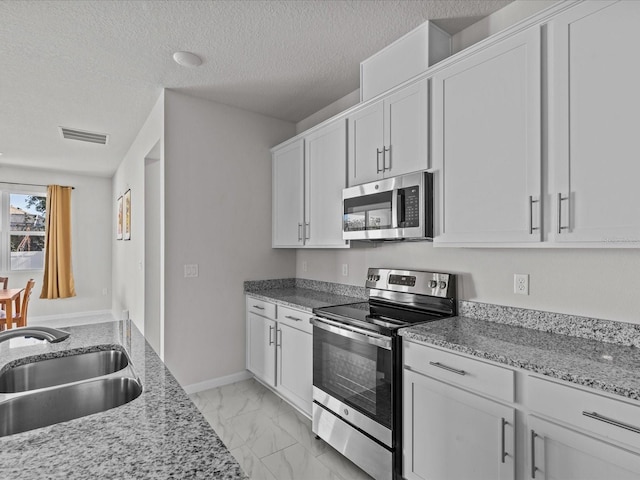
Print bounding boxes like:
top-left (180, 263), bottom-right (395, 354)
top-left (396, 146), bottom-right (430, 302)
top-left (399, 186), bottom-right (420, 227)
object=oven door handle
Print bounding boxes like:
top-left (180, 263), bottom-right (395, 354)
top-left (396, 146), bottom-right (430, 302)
top-left (310, 317), bottom-right (392, 350)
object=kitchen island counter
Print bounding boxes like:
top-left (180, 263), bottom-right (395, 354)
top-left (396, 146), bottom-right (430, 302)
top-left (0, 320), bottom-right (246, 479)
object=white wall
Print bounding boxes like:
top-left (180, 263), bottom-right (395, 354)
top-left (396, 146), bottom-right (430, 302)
top-left (295, 89), bottom-right (360, 134)
top-left (0, 166), bottom-right (112, 318)
top-left (293, 0), bottom-right (640, 325)
top-left (163, 90), bottom-right (296, 387)
top-left (112, 92), bottom-right (164, 333)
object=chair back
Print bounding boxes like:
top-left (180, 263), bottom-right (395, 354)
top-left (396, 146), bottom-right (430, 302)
top-left (0, 277), bottom-right (7, 289)
top-left (20, 279), bottom-right (36, 327)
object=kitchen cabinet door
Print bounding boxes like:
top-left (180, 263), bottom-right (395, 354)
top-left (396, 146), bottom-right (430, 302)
top-left (304, 120), bottom-right (348, 248)
top-left (403, 369), bottom-right (515, 480)
top-left (529, 415), bottom-right (640, 480)
top-left (548, 0), bottom-right (640, 244)
top-left (432, 26), bottom-right (541, 244)
top-left (348, 100), bottom-right (384, 186)
top-left (272, 139), bottom-right (304, 247)
top-left (276, 322), bottom-right (312, 416)
top-left (383, 78), bottom-right (428, 178)
top-left (246, 311), bottom-right (276, 387)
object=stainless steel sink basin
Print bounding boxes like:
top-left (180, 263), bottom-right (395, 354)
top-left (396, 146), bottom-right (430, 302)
top-left (0, 350), bottom-right (129, 393)
top-left (0, 376), bottom-right (142, 437)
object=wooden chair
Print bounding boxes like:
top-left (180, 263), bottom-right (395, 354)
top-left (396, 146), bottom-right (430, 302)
top-left (0, 277), bottom-right (6, 312)
top-left (0, 278), bottom-right (35, 329)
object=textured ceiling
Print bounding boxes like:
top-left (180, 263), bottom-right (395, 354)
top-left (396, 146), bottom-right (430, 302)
top-left (0, 0), bottom-right (512, 176)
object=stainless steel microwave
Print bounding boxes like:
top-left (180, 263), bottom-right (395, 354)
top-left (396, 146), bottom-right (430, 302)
top-left (342, 171), bottom-right (433, 241)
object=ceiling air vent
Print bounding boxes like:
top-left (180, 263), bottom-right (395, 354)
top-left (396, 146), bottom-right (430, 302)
top-left (59, 127), bottom-right (109, 145)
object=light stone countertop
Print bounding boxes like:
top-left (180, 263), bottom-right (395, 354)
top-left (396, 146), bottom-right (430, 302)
top-left (400, 315), bottom-right (640, 401)
top-left (0, 321), bottom-right (246, 479)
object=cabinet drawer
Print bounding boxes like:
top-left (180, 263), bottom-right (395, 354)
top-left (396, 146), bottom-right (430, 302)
top-left (403, 341), bottom-right (514, 403)
top-left (528, 375), bottom-right (640, 450)
top-left (277, 305), bottom-right (313, 334)
top-left (246, 296), bottom-right (276, 319)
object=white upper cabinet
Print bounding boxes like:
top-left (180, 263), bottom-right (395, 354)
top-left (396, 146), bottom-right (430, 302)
top-left (348, 79), bottom-right (429, 186)
top-left (272, 120), bottom-right (348, 248)
top-left (548, 0), bottom-right (640, 245)
top-left (272, 139), bottom-right (304, 247)
top-left (304, 120), bottom-right (348, 247)
top-left (432, 26), bottom-right (541, 244)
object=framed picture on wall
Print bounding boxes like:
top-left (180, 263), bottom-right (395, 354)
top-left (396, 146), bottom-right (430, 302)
top-left (124, 189), bottom-right (132, 240)
top-left (117, 195), bottom-right (123, 240)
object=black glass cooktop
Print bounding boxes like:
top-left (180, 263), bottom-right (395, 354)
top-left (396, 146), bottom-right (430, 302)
top-left (313, 301), bottom-right (447, 336)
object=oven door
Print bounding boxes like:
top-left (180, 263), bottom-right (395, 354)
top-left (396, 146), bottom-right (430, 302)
top-left (311, 317), bottom-right (394, 441)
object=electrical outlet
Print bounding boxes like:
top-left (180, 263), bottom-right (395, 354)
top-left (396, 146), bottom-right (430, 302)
top-left (184, 264), bottom-right (199, 278)
top-left (514, 274), bottom-right (529, 295)
top-left (342, 263), bottom-right (349, 276)
top-left (302, 261), bottom-right (308, 273)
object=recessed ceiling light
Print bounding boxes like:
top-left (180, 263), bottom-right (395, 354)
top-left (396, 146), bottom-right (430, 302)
top-left (173, 51), bottom-right (202, 67)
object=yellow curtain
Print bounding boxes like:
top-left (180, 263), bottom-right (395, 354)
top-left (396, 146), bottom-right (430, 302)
top-left (40, 185), bottom-right (76, 299)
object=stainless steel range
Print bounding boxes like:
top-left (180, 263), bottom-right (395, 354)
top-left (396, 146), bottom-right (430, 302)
top-left (310, 268), bottom-right (456, 480)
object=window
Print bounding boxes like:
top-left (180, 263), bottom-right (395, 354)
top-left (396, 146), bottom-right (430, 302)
top-left (1, 188), bottom-right (47, 272)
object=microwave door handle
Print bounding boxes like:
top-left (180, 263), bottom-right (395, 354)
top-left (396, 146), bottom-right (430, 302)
top-left (391, 190), bottom-right (399, 228)
top-left (396, 190), bottom-right (405, 227)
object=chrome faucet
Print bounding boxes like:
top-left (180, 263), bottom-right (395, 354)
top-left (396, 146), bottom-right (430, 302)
top-left (0, 326), bottom-right (70, 344)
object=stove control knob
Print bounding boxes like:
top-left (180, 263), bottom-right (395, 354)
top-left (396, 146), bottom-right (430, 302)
top-left (439, 281), bottom-right (447, 289)
top-left (375, 275), bottom-right (381, 281)
top-left (429, 280), bottom-right (437, 288)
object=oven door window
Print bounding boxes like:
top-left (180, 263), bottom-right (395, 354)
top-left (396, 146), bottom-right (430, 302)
top-left (313, 325), bottom-right (393, 429)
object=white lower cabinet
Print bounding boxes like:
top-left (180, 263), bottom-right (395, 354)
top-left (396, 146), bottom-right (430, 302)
top-left (528, 374), bottom-right (640, 480)
top-left (245, 296), bottom-right (312, 416)
top-left (529, 415), bottom-right (640, 480)
top-left (403, 339), bottom-right (640, 480)
top-left (403, 343), bottom-right (515, 480)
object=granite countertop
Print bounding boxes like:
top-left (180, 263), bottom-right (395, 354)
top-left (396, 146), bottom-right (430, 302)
top-left (244, 279), bottom-right (366, 313)
top-left (400, 315), bottom-right (640, 401)
top-left (0, 321), bottom-right (246, 479)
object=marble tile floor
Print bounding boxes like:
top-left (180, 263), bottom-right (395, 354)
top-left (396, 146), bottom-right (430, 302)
top-left (190, 379), bottom-right (375, 480)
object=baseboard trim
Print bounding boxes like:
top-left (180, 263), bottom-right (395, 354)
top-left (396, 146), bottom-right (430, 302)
top-left (183, 370), bottom-right (253, 395)
top-left (29, 310), bottom-right (114, 322)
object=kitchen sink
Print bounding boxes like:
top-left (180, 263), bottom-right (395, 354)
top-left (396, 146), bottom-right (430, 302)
top-left (0, 376), bottom-right (142, 437)
top-left (0, 349), bottom-right (129, 393)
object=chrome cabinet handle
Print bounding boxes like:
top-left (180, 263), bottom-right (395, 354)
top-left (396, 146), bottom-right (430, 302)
top-left (252, 305), bottom-right (265, 310)
top-left (305, 222), bottom-right (310, 240)
top-left (276, 328), bottom-right (282, 347)
top-left (557, 193), bottom-right (569, 234)
top-left (582, 411), bottom-right (640, 434)
top-left (428, 361), bottom-right (466, 376)
top-left (268, 325), bottom-right (274, 345)
top-left (531, 430), bottom-right (538, 478)
top-left (284, 315), bottom-right (302, 322)
top-left (529, 196), bottom-right (540, 234)
top-left (298, 223), bottom-right (302, 242)
top-left (376, 148), bottom-right (383, 173)
top-left (383, 146), bottom-right (391, 171)
top-left (501, 418), bottom-right (508, 463)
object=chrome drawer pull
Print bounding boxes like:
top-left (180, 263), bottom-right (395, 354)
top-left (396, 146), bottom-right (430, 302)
top-left (268, 325), bottom-right (274, 346)
top-left (557, 193), bottom-right (569, 234)
top-left (252, 305), bottom-right (265, 310)
top-left (284, 315), bottom-right (302, 322)
top-left (501, 418), bottom-right (508, 463)
top-left (531, 430), bottom-right (538, 478)
top-left (582, 411), bottom-right (640, 434)
top-left (429, 361), bottom-right (466, 376)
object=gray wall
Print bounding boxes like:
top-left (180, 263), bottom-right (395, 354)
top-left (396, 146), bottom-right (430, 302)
top-left (163, 90), bottom-right (296, 387)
